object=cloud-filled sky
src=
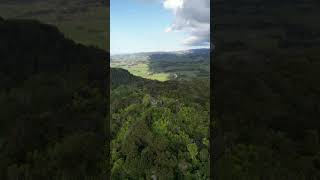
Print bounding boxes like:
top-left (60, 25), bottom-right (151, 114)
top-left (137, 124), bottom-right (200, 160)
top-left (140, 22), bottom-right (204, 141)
top-left (164, 0), bottom-right (210, 46)
top-left (111, 0), bottom-right (210, 54)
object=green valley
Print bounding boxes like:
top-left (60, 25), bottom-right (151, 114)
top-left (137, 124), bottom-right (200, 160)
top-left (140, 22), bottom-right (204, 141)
top-left (111, 49), bottom-right (210, 81)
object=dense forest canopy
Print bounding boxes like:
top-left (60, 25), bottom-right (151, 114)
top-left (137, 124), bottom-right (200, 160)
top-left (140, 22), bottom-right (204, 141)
top-left (110, 68), bottom-right (210, 179)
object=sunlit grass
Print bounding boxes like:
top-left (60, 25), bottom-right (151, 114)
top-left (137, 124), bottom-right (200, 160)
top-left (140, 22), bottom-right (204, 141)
top-left (111, 63), bottom-right (170, 81)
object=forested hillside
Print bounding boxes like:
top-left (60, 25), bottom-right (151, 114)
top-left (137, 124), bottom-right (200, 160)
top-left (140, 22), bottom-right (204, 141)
top-left (0, 16), bottom-right (210, 179)
top-left (110, 68), bottom-right (210, 179)
top-left (0, 17), bottom-right (107, 179)
top-left (110, 46), bottom-right (210, 179)
top-left (213, 0), bottom-right (320, 179)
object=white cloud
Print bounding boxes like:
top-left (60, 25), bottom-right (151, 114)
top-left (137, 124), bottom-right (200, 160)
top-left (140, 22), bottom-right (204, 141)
top-left (163, 0), bottom-right (210, 46)
top-left (163, 0), bottom-right (184, 9)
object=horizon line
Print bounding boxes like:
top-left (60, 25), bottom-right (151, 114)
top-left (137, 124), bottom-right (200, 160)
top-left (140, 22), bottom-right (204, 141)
top-left (110, 47), bottom-right (210, 56)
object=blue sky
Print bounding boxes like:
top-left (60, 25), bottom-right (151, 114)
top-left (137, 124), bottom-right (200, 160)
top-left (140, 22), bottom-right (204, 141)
top-left (110, 0), bottom-right (198, 54)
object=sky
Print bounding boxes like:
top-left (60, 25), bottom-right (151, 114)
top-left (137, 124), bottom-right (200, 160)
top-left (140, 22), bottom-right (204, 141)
top-left (110, 0), bottom-right (210, 54)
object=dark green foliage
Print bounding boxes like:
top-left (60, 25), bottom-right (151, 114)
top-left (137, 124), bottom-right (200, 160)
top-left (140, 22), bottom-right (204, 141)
top-left (111, 73), bottom-right (210, 179)
top-left (111, 68), bottom-right (143, 86)
top-left (0, 18), bottom-right (107, 179)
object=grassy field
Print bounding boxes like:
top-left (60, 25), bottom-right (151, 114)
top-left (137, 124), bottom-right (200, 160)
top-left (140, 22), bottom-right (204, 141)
top-left (111, 60), bottom-right (171, 81)
top-left (0, 1), bottom-right (109, 50)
